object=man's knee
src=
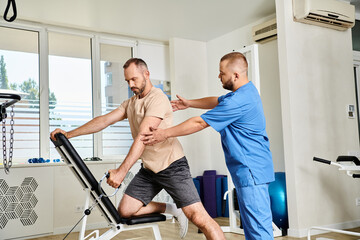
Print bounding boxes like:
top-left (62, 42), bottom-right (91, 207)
top-left (182, 202), bottom-right (210, 227)
top-left (118, 194), bottom-right (143, 218)
top-left (118, 204), bottom-right (133, 218)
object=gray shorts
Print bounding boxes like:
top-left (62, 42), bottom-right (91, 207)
top-left (124, 156), bottom-right (201, 208)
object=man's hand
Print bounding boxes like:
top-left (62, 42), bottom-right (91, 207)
top-left (141, 126), bottom-right (167, 145)
top-left (171, 95), bottom-right (190, 112)
top-left (50, 128), bottom-right (69, 141)
top-left (107, 168), bottom-right (126, 188)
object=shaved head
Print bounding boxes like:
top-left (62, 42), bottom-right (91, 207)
top-left (220, 52), bottom-right (248, 74)
top-left (218, 52), bottom-right (250, 92)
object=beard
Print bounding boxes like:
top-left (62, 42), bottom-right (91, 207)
top-left (222, 77), bottom-right (234, 91)
top-left (131, 76), bottom-right (147, 95)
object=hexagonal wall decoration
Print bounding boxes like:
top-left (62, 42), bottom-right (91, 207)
top-left (0, 177), bottom-right (38, 229)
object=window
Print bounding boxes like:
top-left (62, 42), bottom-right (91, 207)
top-left (0, 26), bottom-right (39, 161)
top-left (106, 72), bottom-right (113, 86)
top-left (152, 80), bottom-right (171, 99)
top-left (137, 42), bottom-right (171, 99)
top-left (107, 96), bottom-right (113, 106)
top-left (352, 20), bottom-right (360, 51)
top-left (48, 32), bottom-right (93, 159)
top-left (0, 23), bottom-right (168, 163)
top-left (100, 43), bottom-right (133, 157)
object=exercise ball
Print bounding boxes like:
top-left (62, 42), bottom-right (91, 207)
top-left (268, 172), bottom-right (288, 230)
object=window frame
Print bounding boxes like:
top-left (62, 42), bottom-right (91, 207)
top-left (354, 50), bottom-right (360, 145)
top-left (0, 21), bottom-right (139, 161)
top-left (93, 36), bottom-right (137, 159)
top-left (0, 21), bottom-right (48, 159)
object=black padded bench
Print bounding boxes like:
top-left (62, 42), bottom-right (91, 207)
top-left (52, 133), bottom-right (166, 239)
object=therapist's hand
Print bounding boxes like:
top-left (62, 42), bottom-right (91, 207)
top-left (171, 95), bottom-right (189, 112)
top-left (141, 126), bottom-right (167, 145)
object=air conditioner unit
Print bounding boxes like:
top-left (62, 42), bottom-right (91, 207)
top-left (252, 18), bottom-right (277, 43)
top-left (293, 0), bottom-right (355, 31)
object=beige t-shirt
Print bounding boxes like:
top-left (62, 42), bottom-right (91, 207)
top-left (118, 87), bottom-right (185, 173)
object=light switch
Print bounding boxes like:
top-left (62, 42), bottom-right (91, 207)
top-left (348, 104), bottom-right (355, 119)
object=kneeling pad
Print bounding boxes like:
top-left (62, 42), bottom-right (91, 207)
top-left (123, 213), bottom-right (166, 225)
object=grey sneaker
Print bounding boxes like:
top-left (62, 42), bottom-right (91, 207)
top-left (174, 211), bottom-right (188, 239)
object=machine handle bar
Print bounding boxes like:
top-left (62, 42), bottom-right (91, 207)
top-left (313, 157), bottom-right (331, 165)
top-left (98, 172), bottom-right (121, 198)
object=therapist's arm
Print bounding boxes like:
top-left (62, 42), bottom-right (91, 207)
top-left (141, 116), bottom-right (209, 145)
top-left (171, 95), bottom-right (219, 112)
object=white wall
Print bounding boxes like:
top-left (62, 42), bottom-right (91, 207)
top-left (206, 13), bottom-right (285, 174)
top-left (276, 0), bottom-right (360, 237)
top-left (258, 41), bottom-right (284, 172)
top-left (169, 38), bottom-right (212, 177)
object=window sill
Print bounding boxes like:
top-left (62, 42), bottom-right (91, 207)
top-left (0, 159), bottom-right (130, 169)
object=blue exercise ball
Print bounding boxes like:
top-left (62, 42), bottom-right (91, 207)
top-left (268, 172), bottom-right (289, 230)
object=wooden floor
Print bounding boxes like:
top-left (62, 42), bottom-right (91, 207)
top-left (28, 218), bottom-right (360, 240)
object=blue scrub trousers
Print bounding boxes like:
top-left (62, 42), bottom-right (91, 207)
top-left (235, 175), bottom-right (273, 240)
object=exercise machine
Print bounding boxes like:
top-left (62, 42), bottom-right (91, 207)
top-left (51, 133), bottom-right (166, 240)
top-left (308, 156), bottom-right (360, 239)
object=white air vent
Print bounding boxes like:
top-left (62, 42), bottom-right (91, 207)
top-left (293, 0), bottom-right (355, 31)
top-left (252, 18), bottom-right (277, 43)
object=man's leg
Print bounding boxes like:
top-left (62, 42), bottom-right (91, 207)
top-left (236, 183), bottom-right (273, 240)
top-left (117, 165), bottom-right (166, 217)
top-left (156, 157), bottom-right (222, 239)
top-left (119, 193), bottom-right (188, 239)
top-left (118, 193), bottom-right (166, 217)
top-left (182, 202), bottom-right (225, 240)
top-left (118, 163), bottom-right (189, 238)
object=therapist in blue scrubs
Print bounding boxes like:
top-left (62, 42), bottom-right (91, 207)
top-left (141, 52), bottom-right (275, 240)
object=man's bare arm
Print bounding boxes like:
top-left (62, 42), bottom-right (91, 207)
top-left (50, 107), bottom-right (126, 140)
top-left (188, 97), bottom-right (219, 109)
top-left (171, 95), bottom-right (218, 112)
top-left (107, 116), bottom-right (162, 188)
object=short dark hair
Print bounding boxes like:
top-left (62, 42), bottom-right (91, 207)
top-left (220, 52), bottom-right (248, 69)
top-left (123, 58), bottom-right (148, 70)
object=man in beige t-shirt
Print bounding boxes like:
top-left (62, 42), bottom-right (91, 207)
top-left (118, 85), bottom-right (184, 173)
top-left (51, 58), bottom-right (225, 240)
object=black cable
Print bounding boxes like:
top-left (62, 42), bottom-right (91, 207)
top-left (62, 213), bottom-right (87, 240)
top-left (4, 0), bottom-right (17, 22)
top-left (62, 172), bottom-right (117, 239)
top-left (62, 201), bottom-right (97, 239)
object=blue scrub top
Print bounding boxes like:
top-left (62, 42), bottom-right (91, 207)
top-left (201, 82), bottom-right (274, 187)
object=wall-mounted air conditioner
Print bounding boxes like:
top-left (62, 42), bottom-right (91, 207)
top-left (293, 0), bottom-right (355, 31)
top-left (252, 18), bottom-right (277, 43)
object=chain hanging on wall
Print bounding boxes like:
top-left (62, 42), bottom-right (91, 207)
top-left (2, 105), bottom-right (14, 174)
top-left (0, 92), bottom-right (21, 174)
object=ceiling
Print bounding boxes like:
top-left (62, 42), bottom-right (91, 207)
top-left (1, 0), bottom-right (359, 42)
top-left (2, 0), bottom-right (276, 42)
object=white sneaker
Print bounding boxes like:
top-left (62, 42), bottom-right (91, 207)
top-left (174, 211), bottom-right (188, 239)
